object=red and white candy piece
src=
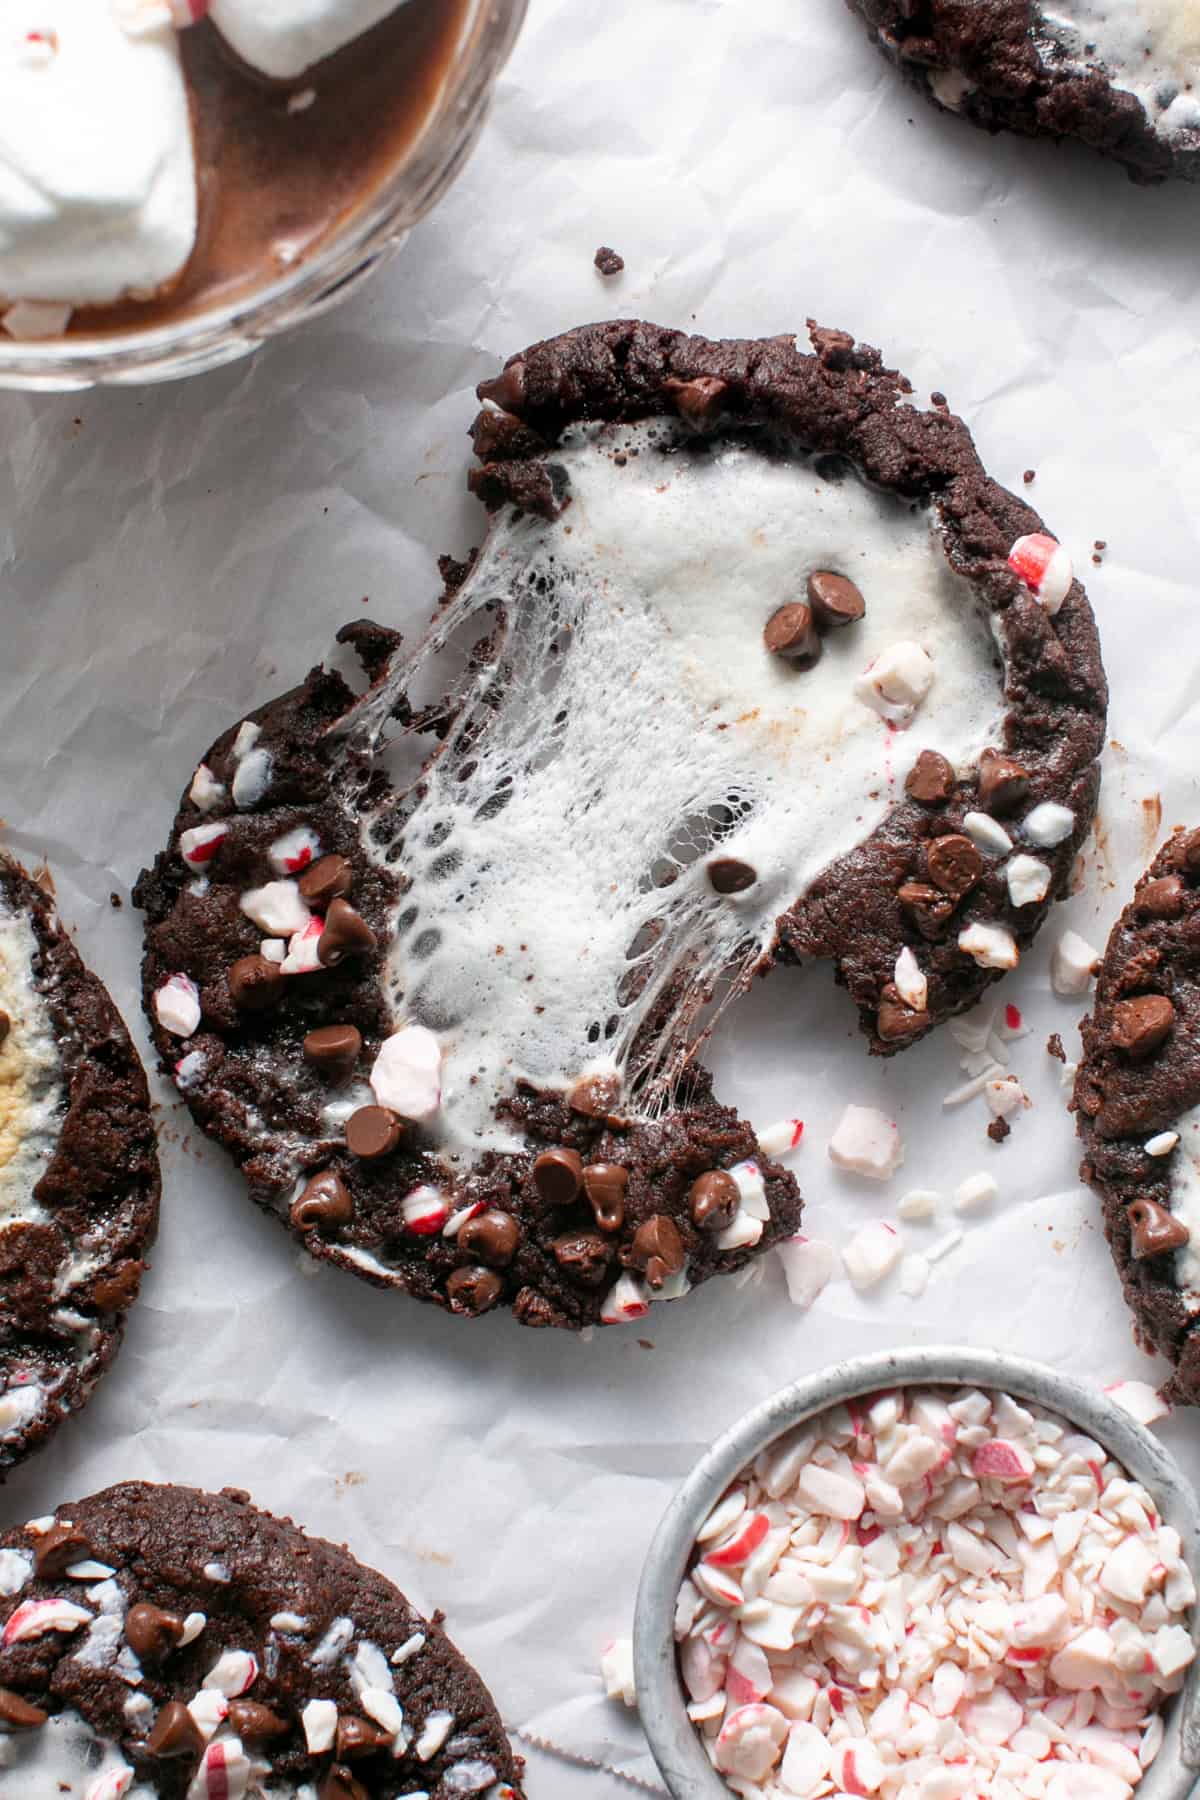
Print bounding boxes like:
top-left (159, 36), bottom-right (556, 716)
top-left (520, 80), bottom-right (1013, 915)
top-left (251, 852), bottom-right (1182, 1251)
top-left (280, 915), bottom-right (324, 975)
top-left (154, 972), bottom-right (201, 1038)
top-left (757, 1117), bottom-right (804, 1157)
top-left (600, 1273), bottom-right (652, 1324)
top-left (202, 1647), bottom-right (258, 1695)
top-left (442, 1200), bottom-right (486, 1239)
top-left (704, 1510), bottom-right (770, 1569)
top-left (187, 763), bottom-right (225, 813)
top-left (186, 1738), bottom-right (252, 1800)
top-left (1105, 1381), bottom-right (1170, 1428)
top-left (268, 826), bottom-right (321, 875)
top-left (842, 1219), bottom-right (902, 1292)
top-left (600, 1636), bottom-right (637, 1707)
top-left (301, 1697), bottom-right (338, 1753)
top-left (775, 1236), bottom-right (835, 1311)
top-left (828, 1105), bottom-right (903, 1180)
top-left (958, 921), bottom-right (1019, 970)
top-left (713, 1702), bottom-right (788, 1780)
top-left (239, 880), bottom-right (310, 938)
top-left (85, 1769), bottom-right (135, 1800)
top-left (973, 1438), bottom-right (1036, 1482)
top-left (180, 822), bottom-right (228, 868)
top-left (370, 1025), bottom-right (443, 1124)
top-left (854, 641), bottom-right (934, 728)
top-left (187, 1689), bottom-right (228, 1741)
top-left (401, 1186), bottom-right (450, 1236)
top-left (3, 1595), bottom-right (92, 1643)
top-left (1009, 533), bottom-right (1073, 615)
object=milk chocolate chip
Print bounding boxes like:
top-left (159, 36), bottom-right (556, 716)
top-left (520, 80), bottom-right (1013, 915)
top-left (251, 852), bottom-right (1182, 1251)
top-left (228, 953), bottom-right (285, 1012)
top-left (1111, 995), bottom-right (1175, 1060)
top-left (125, 1602), bottom-right (185, 1659)
top-left (905, 751), bottom-right (955, 806)
top-left (927, 834), bottom-right (984, 899)
top-left (320, 1769), bottom-right (370, 1800)
top-left (664, 374), bottom-right (729, 429)
top-left (33, 1521), bottom-right (92, 1578)
top-left (877, 983), bottom-right (930, 1043)
top-left (583, 1163), bottom-right (629, 1232)
top-left (458, 1209), bottom-right (521, 1267)
top-left (806, 570), bottom-right (866, 629)
top-left (0, 1689), bottom-right (46, 1729)
top-left (898, 880), bottom-right (955, 939)
top-left (532, 1147), bottom-right (584, 1205)
top-left (568, 1071), bottom-right (622, 1118)
top-left (1128, 1198), bottom-right (1190, 1259)
top-left (345, 1106), bottom-right (402, 1159)
top-left (318, 899), bottom-right (377, 966)
top-left (689, 1169), bottom-right (739, 1232)
top-left (303, 1024), bottom-right (363, 1071)
top-left (291, 1170), bottom-right (354, 1229)
top-left (1165, 829), bottom-right (1200, 873)
top-left (625, 1215), bottom-right (685, 1288)
top-left (708, 857), bottom-right (757, 895)
top-left (90, 1260), bottom-right (144, 1312)
top-left (336, 1715), bottom-right (395, 1759)
top-left (1137, 875), bottom-right (1186, 920)
top-left (977, 749), bottom-right (1030, 816)
top-left (146, 1700), bottom-right (205, 1758)
top-left (763, 602), bottom-right (822, 669)
top-left (477, 360), bottom-right (527, 414)
top-left (228, 1701), bottom-right (290, 1745)
top-left (552, 1230), bottom-right (612, 1285)
top-left (446, 1265), bottom-right (503, 1315)
top-left (299, 854), bottom-right (353, 905)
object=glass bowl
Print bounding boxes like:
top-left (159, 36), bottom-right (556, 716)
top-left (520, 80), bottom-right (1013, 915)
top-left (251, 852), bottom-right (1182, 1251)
top-left (0, 0), bottom-right (526, 392)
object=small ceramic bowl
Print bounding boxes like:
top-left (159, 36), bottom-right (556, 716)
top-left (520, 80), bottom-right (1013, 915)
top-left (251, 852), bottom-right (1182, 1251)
top-left (633, 1345), bottom-right (1200, 1800)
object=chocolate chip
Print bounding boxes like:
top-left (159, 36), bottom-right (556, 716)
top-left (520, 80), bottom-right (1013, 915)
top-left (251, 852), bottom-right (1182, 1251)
top-left (1165, 829), bottom-right (1200, 873)
top-left (291, 1170), bottom-right (354, 1229)
top-left (583, 1162), bottom-right (629, 1232)
top-left (624, 1215), bottom-right (685, 1288)
top-left (594, 245), bottom-right (625, 276)
top-left (477, 359), bottom-right (527, 414)
top-left (446, 1265), bottom-right (503, 1315)
top-left (320, 1768), bottom-right (370, 1800)
top-left (1137, 875), bottom-right (1186, 920)
top-left (228, 953), bottom-right (285, 1012)
top-left (688, 1169), bottom-right (739, 1232)
top-left (459, 1209), bottom-right (521, 1267)
top-left (708, 857), bottom-right (757, 895)
top-left (318, 898), bottom-right (378, 966)
top-left (1111, 995), bottom-right (1175, 1060)
top-left (33, 1521), bottom-right (92, 1578)
top-left (299, 854), bottom-right (353, 905)
top-left (146, 1700), bottom-right (205, 1758)
top-left (877, 983), bottom-right (930, 1043)
top-left (0, 1011), bottom-right (9, 1047)
top-left (763, 603), bottom-right (822, 669)
top-left (898, 880), bottom-right (955, 939)
top-left (336, 1715), bottom-right (395, 1759)
top-left (977, 749), bottom-right (1030, 816)
top-left (568, 1070), bottom-right (623, 1118)
top-left (1128, 1198), bottom-right (1190, 1259)
top-left (228, 1701), bottom-right (290, 1744)
top-left (552, 1230), bottom-right (612, 1285)
top-left (303, 1023), bottom-right (363, 1071)
top-left (89, 1260), bottom-right (144, 1312)
top-left (532, 1146), bottom-right (584, 1204)
top-left (926, 834), bottom-right (984, 899)
top-left (663, 374), bottom-right (728, 429)
top-left (905, 751), bottom-right (955, 806)
top-left (125, 1602), bottom-right (185, 1660)
top-left (345, 1106), bottom-right (402, 1159)
top-left (0, 1689), bottom-right (46, 1729)
top-left (806, 570), bottom-right (866, 629)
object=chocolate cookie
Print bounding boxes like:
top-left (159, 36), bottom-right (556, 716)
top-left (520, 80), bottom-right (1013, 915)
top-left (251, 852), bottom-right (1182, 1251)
top-left (1074, 829), bottom-right (1200, 1404)
top-left (0, 1480), bottom-right (524, 1798)
top-left (0, 856), bottom-right (159, 1475)
top-left (846, 0), bottom-right (1200, 182)
top-left (135, 321), bottom-right (1104, 1327)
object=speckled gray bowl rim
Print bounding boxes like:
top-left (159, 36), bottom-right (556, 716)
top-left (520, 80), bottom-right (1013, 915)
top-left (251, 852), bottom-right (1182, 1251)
top-left (633, 1346), bottom-right (1200, 1800)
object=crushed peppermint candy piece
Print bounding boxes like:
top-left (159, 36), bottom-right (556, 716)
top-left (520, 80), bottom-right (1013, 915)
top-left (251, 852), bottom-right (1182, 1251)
top-left (185, 1738), bottom-right (251, 1799)
top-left (600, 1636), bottom-right (637, 1707)
top-left (154, 973), bottom-right (201, 1038)
top-left (756, 1118), bottom-right (804, 1158)
top-left (676, 1384), bottom-right (1193, 1798)
top-left (1104, 1381), bottom-right (1170, 1428)
top-left (202, 1648), bottom-right (257, 1695)
top-left (231, 746), bottom-right (272, 809)
top-left (1007, 853), bottom-right (1052, 908)
top-left (893, 946), bottom-right (927, 1012)
top-left (1024, 801), bottom-right (1076, 848)
top-left (370, 1024), bottom-right (443, 1123)
top-left (1145, 1131), bottom-right (1180, 1157)
top-left (953, 1170), bottom-right (999, 1213)
top-left (984, 1076), bottom-right (1025, 1121)
top-left (188, 763), bottom-right (226, 813)
top-left (958, 922), bottom-right (1019, 970)
top-left (180, 1611), bottom-right (207, 1645)
top-left (601, 1272), bottom-right (653, 1324)
top-left (400, 1186), bottom-right (450, 1236)
top-left (898, 1252), bottom-right (930, 1298)
top-left (829, 1106), bottom-right (904, 1180)
top-left (301, 1697), bottom-right (338, 1753)
top-left (897, 1188), bottom-right (939, 1221)
top-left (180, 822), bottom-right (227, 867)
top-left (239, 880), bottom-right (309, 938)
top-left (842, 1219), bottom-right (901, 1291)
top-left (775, 1237), bottom-right (835, 1310)
top-left (415, 1708), bottom-right (455, 1760)
top-left (962, 811), bottom-right (1013, 855)
top-left (854, 641), bottom-right (934, 727)
top-left (1009, 533), bottom-right (1073, 614)
top-left (280, 915), bottom-right (324, 974)
top-left (3, 1596), bottom-right (92, 1644)
top-left (1052, 929), bottom-right (1101, 997)
top-left (267, 825), bottom-right (321, 874)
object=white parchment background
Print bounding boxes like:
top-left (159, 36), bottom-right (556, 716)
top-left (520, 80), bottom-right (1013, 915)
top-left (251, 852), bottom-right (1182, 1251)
top-left (3, 1), bottom-right (1200, 1793)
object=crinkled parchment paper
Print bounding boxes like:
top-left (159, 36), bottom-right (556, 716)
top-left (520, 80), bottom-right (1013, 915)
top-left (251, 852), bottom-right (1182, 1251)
top-left (3, 1), bottom-right (1200, 1792)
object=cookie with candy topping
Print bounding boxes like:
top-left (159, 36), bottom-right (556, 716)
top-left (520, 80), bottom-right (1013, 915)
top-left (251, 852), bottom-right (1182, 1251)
top-left (846, 0), bottom-right (1200, 183)
top-left (135, 321), bottom-right (1104, 1327)
top-left (0, 855), bottom-right (159, 1475)
top-left (1075, 829), bottom-right (1200, 1404)
top-left (0, 1480), bottom-right (524, 1798)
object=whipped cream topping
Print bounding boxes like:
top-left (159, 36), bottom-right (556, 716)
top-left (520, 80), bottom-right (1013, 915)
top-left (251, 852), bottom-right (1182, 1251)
top-left (1039, 0), bottom-right (1200, 137)
top-left (0, 0), bottom-right (197, 307)
top-left (347, 420), bottom-right (1005, 1158)
top-left (0, 904), bottom-right (63, 1230)
top-left (210, 0), bottom-right (415, 81)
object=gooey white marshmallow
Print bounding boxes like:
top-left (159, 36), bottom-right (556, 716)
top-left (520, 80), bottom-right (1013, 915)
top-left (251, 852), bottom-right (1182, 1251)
top-left (209, 0), bottom-right (415, 81)
top-left (369, 1024), bottom-right (442, 1123)
top-left (0, 0), bottom-right (197, 307)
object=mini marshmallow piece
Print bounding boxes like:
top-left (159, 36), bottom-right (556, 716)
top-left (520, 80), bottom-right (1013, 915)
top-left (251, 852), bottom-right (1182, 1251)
top-left (239, 880), bottom-right (310, 937)
top-left (776, 1237), bottom-right (835, 1310)
top-left (713, 1702), bottom-right (789, 1780)
top-left (208, 0), bottom-right (408, 80)
top-left (202, 1648), bottom-right (258, 1696)
top-left (893, 946), bottom-right (928, 1012)
top-left (180, 822), bottom-right (227, 868)
top-left (1145, 1132), bottom-right (1180, 1157)
top-left (1052, 930), bottom-right (1100, 997)
top-left (779, 1718), bottom-right (830, 1792)
top-left (2, 1596), bottom-right (92, 1644)
top-left (898, 1253), bottom-right (930, 1298)
top-left (1024, 802), bottom-right (1075, 848)
top-left (854, 641), bottom-right (934, 727)
top-left (267, 826), bottom-right (321, 875)
top-left (231, 746), bottom-right (272, 809)
top-left (897, 1188), bottom-right (939, 1221)
top-left (188, 763), bottom-right (225, 812)
top-left (795, 1463), bottom-right (866, 1522)
top-left (400, 1187), bottom-right (449, 1236)
top-left (842, 1220), bottom-right (902, 1291)
top-left (600, 1637), bottom-right (636, 1707)
top-left (957, 922), bottom-right (1019, 970)
top-left (301, 1697), bottom-right (338, 1753)
top-left (1006, 853), bottom-right (1052, 907)
top-left (153, 973), bottom-right (201, 1038)
top-left (370, 1025), bottom-right (443, 1124)
top-left (1104, 1381), bottom-right (1170, 1427)
top-left (962, 811), bottom-right (1013, 855)
top-left (954, 1171), bottom-right (999, 1213)
top-left (829, 1106), bottom-right (904, 1180)
top-left (757, 1117), bottom-right (805, 1158)
top-left (600, 1273), bottom-right (652, 1324)
top-left (985, 1076), bottom-right (1024, 1120)
top-left (1009, 533), bottom-right (1073, 615)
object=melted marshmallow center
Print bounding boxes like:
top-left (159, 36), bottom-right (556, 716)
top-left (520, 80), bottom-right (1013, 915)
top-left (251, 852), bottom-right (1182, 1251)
top-left (0, 904), bottom-right (63, 1227)
top-left (1039, 0), bottom-right (1200, 135)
